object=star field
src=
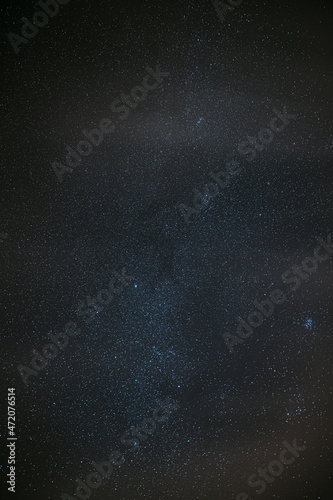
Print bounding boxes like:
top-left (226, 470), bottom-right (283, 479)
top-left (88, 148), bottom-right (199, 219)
top-left (1, 1), bottom-right (333, 499)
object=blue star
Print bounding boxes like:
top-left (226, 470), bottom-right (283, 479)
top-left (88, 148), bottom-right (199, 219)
top-left (304, 318), bottom-right (313, 329)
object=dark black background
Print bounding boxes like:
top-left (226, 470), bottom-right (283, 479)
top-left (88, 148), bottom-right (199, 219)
top-left (1, 1), bottom-right (333, 499)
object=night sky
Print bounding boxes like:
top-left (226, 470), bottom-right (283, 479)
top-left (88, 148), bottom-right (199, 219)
top-left (1, 1), bottom-right (333, 499)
